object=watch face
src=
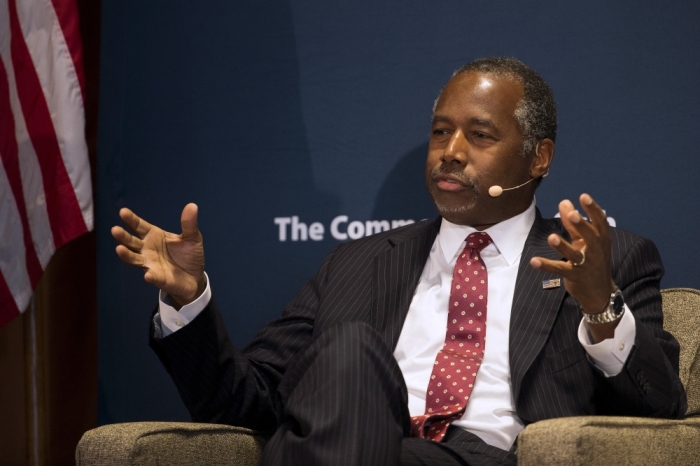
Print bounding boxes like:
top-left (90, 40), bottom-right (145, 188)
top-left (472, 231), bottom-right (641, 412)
top-left (613, 293), bottom-right (624, 316)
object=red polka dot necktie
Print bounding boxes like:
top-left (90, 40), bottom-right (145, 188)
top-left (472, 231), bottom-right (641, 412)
top-left (410, 231), bottom-right (492, 441)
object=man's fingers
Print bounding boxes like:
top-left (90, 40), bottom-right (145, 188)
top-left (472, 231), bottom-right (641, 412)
top-left (556, 199), bottom-right (585, 241)
top-left (114, 246), bottom-right (167, 288)
top-left (555, 194), bottom-right (605, 248)
top-left (180, 203), bottom-right (200, 240)
top-left (547, 234), bottom-right (585, 265)
top-left (111, 225), bottom-right (144, 252)
top-left (559, 199), bottom-right (575, 213)
top-left (563, 207), bottom-right (598, 243)
top-left (579, 193), bottom-right (609, 233)
top-left (559, 194), bottom-right (608, 245)
top-left (115, 245), bottom-right (145, 267)
top-left (530, 256), bottom-right (572, 275)
top-left (119, 207), bottom-right (153, 237)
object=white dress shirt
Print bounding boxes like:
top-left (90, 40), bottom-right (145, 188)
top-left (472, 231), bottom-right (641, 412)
top-left (156, 202), bottom-right (636, 450)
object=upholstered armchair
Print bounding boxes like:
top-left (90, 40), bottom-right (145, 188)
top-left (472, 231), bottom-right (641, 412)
top-left (76, 288), bottom-right (700, 465)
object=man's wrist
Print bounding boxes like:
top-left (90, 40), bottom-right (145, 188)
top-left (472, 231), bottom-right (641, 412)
top-left (583, 286), bottom-right (625, 324)
top-left (579, 281), bottom-right (617, 315)
top-left (170, 274), bottom-right (208, 309)
top-left (581, 285), bottom-right (625, 343)
top-left (158, 273), bottom-right (211, 337)
top-left (578, 306), bottom-right (635, 376)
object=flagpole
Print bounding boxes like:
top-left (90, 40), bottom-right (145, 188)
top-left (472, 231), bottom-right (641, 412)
top-left (25, 293), bottom-right (46, 465)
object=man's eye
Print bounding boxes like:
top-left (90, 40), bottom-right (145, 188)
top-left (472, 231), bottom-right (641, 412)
top-left (473, 132), bottom-right (489, 138)
top-left (432, 129), bottom-right (449, 136)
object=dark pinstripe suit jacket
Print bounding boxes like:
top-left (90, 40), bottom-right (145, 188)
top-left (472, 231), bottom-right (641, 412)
top-left (151, 209), bottom-right (687, 435)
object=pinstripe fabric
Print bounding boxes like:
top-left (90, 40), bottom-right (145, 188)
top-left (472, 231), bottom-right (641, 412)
top-left (510, 211), bottom-right (686, 424)
top-left (261, 322), bottom-right (410, 465)
top-left (150, 209), bottom-right (686, 465)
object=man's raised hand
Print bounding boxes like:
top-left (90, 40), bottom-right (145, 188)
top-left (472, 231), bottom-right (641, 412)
top-left (111, 203), bottom-right (206, 308)
top-left (529, 194), bottom-right (618, 342)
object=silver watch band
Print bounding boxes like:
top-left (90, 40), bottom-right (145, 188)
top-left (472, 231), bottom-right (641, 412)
top-left (583, 287), bottom-right (625, 324)
top-left (583, 306), bottom-right (624, 324)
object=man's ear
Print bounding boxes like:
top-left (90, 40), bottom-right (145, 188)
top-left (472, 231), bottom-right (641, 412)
top-left (530, 138), bottom-right (554, 178)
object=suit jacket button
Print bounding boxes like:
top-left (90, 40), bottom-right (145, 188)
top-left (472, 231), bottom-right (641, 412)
top-left (636, 370), bottom-right (645, 382)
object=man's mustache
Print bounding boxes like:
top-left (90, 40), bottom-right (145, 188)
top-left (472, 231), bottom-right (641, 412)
top-left (429, 167), bottom-right (479, 192)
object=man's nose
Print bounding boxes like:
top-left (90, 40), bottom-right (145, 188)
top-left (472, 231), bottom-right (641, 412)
top-left (442, 130), bottom-right (469, 164)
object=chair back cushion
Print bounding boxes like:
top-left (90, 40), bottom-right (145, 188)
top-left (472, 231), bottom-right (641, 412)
top-left (661, 288), bottom-right (700, 415)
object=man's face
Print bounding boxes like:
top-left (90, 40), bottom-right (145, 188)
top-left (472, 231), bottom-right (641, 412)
top-left (426, 71), bottom-right (536, 228)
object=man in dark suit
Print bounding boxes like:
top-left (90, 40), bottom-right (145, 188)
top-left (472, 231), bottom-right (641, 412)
top-left (112, 57), bottom-right (686, 465)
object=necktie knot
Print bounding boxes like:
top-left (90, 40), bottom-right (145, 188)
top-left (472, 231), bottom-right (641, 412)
top-left (465, 232), bottom-right (493, 253)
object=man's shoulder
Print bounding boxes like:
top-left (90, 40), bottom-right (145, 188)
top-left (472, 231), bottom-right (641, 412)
top-left (331, 217), bottom-right (439, 259)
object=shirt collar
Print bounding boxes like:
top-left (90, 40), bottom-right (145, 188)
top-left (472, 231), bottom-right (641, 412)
top-left (438, 201), bottom-right (536, 266)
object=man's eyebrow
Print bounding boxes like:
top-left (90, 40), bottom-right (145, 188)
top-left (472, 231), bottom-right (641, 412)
top-left (468, 118), bottom-right (496, 129)
top-left (431, 115), bottom-right (451, 124)
top-left (431, 115), bottom-right (497, 130)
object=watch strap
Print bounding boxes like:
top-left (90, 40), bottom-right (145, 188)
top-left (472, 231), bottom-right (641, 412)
top-left (583, 287), bottom-right (624, 324)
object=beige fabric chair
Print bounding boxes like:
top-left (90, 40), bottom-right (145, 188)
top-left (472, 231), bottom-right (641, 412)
top-left (518, 287), bottom-right (700, 466)
top-left (77, 288), bottom-right (700, 465)
top-left (76, 423), bottom-right (265, 466)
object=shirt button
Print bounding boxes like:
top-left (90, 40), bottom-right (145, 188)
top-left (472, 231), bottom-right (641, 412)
top-left (618, 343), bottom-right (625, 351)
top-left (174, 320), bottom-right (185, 327)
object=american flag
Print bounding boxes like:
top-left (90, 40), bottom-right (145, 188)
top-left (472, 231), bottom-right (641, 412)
top-left (0, 0), bottom-right (93, 327)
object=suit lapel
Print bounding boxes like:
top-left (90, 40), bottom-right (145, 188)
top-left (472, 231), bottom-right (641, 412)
top-left (372, 218), bottom-right (440, 350)
top-left (509, 210), bottom-right (568, 400)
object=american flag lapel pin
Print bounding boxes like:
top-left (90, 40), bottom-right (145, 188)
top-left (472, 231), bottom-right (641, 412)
top-left (542, 278), bottom-right (561, 289)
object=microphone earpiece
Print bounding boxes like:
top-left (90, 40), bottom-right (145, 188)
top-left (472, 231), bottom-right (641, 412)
top-left (488, 178), bottom-right (535, 197)
top-left (488, 185), bottom-right (504, 197)
top-left (487, 145), bottom-right (550, 197)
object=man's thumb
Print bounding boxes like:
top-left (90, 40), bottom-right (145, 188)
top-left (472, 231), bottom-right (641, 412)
top-left (180, 203), bottom-right (200, 239)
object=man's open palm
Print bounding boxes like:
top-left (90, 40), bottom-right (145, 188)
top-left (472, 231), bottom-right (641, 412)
top-left (111, 203), bottom-right (206, 307)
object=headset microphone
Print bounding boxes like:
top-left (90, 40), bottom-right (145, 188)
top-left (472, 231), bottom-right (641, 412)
top-left (488, 170), bottom-right (549, 198)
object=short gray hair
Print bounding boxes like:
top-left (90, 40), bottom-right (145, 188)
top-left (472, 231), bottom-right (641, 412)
top-left (440, 57), bottom-right (558, 156)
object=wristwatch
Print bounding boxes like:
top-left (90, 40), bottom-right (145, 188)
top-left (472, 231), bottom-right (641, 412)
top-left (583, 287), bottom-right (625, 324)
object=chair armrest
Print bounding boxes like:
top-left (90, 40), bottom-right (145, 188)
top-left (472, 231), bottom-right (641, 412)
top-left (76, 422), bottom-right (266, 466)
top-left (517, 415), bottom-right (700, 466)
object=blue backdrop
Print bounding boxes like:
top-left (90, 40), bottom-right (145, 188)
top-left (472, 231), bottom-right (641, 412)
top-left (97, 1), bottom-right (700, 423)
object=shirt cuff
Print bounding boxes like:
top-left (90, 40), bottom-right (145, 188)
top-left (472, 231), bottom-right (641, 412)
top-left (154, 272), bottom-right (212, 338)
top-left (578, 304), bottom-right (636, 377)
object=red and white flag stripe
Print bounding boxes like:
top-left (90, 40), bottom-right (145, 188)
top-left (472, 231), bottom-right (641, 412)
top-left (0, 0), bottom-right (92, 327)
